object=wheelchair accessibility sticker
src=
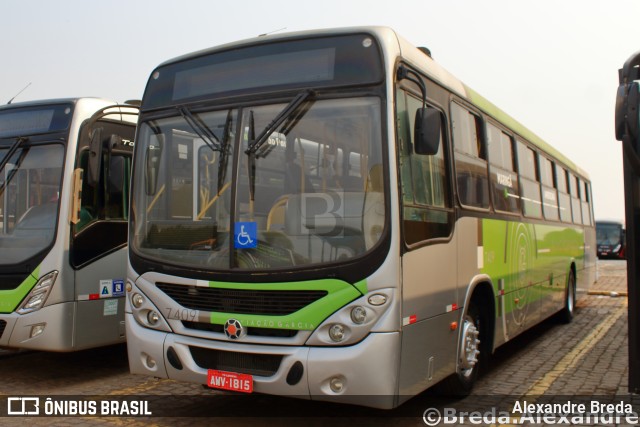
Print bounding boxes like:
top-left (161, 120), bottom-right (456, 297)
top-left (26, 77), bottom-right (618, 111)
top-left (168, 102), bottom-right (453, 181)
top-left (234, 222), bottom-right (257, 249)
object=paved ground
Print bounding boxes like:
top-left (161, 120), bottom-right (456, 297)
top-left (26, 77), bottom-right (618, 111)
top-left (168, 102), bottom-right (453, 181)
top-left (0, 260), bottom-right (635, 426)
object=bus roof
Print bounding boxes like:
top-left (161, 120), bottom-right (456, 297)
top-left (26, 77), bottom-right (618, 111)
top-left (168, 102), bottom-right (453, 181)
top-left (151, 26), bottom-right (589, 180)
top-left (596, 220), bottom-right (625, 226)
top-left (0, 97), bottom-right (103, 110)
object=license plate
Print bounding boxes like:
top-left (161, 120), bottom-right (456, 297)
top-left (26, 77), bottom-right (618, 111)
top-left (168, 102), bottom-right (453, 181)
top-left (207, 369), bottom-right (253, 393)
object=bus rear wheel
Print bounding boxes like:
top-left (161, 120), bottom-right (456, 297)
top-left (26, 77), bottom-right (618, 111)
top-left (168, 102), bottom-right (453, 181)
top-left (559, 269), bottom-right (576, 324)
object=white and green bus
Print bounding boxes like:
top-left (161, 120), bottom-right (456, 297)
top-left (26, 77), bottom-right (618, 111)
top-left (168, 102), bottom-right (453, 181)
top-left (126, 27), bottom-right (596, 408)
top-left (0, 98), bottom-right (138, 351)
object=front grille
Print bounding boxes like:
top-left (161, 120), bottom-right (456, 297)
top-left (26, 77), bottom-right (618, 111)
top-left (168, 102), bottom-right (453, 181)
top-left (189, 346), bottom-right (282, 377)
top-left (0, 274), bottom-right (29, 291)
top-left (0, 320), bottom-right (6, 338)
top-left (157, 283), bottom-right (327, 315)
top-left (182, 321), bottom-right (298, 338)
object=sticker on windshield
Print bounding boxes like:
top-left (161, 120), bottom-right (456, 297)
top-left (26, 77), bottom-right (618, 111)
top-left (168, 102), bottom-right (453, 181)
top-left (234, 222), bottom-right (257, 249)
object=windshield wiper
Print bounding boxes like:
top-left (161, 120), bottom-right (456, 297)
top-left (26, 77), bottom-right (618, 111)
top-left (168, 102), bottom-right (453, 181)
top-left (178, 106), bottom-right (221, 152)
top-left (0, 144), bottom-right (30, 197)
top-left (247, 110), bottom-right (257, 205)
top-left (217, 110), bottom-right (233, 195)
top-left (0, 137), bottom-right (28, 177)
top-left (177, 106), bottom-right (234, 198)
top-left (245, 89), bottom-right (314, 156)
top-left (245, 90), bottom-right (315, 203)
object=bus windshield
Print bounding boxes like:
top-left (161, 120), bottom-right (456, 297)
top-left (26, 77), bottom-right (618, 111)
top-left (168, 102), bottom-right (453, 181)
top-left (596, 222), bottom-right (623, 246)
top-left (132, 97), bottom-right (385, 271)
top-left (0, 143), bottom-right (64, 265)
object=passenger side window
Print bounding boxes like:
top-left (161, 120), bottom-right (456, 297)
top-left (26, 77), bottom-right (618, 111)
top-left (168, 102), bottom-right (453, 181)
top-left (517, 140), bottom-right (542, 218)
top-left (451, 102), bottom-right (490, 209)
top-left (487, 123), bottom-right (519, 213)
top-left (569, 174), bottom-right (582, 224)
top-left (556, 166), bottom-right (572, 223)
top-left (581, 181), bottom-right (592, 226)
top-left (397, 89), bottom-right (452, 245)
top-left (540, 156), bottom-right (559, 221)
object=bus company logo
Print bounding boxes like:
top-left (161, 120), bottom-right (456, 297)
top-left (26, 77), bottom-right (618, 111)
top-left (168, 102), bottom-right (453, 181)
top-left (7, 397), bottom-right (39, 415)
top-left (224, 319), bottom-right (246, 340)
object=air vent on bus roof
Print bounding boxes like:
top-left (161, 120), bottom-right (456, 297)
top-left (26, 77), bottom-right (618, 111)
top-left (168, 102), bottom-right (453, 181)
top-left (418, 47), bottom-right (432, 58)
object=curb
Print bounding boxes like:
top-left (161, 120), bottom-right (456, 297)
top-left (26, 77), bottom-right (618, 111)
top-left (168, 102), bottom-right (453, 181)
top-left (588, 290), bottom-right (628, 297)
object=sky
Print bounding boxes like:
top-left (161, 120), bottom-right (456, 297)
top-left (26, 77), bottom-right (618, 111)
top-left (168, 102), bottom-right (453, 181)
top-left (1, 0), bottom-right (638, 221)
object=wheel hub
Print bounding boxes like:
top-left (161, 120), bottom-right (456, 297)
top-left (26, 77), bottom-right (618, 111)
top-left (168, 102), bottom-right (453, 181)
top-left (460, 318), bottom-right (480, 375)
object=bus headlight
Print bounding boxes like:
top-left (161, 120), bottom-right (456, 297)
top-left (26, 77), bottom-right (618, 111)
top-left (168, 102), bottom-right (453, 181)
top-left (128, 282), bottom-right (172, 332)
top-left (147, 310), bottom-right (160, 325)
top-left (17, 271), bottom-right (58, 314)
top-left (132, 293), bottom-right (145, 308)
top-left (329, 324), bottom-right (346, 342)
top-left (306, 288), bottom-right (394, 346)
top-left (350, 306), bottom-right (367, 324)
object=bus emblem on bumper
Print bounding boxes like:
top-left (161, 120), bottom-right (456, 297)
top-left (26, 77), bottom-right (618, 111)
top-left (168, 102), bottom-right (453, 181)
top-left (224, 319), bottom-right (246, 340)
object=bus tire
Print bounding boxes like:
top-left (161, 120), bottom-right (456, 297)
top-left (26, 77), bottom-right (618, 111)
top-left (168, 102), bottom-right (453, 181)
top-left (559, 269), bottom-right (576, 324)
top-left (439, 302), bottom-right (485, 396)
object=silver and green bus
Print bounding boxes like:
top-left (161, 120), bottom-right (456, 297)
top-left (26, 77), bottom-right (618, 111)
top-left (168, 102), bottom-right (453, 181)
top-left (126, 27), bottom-right (596, 408)
top-left (0, 98), bottom-right (138, 351)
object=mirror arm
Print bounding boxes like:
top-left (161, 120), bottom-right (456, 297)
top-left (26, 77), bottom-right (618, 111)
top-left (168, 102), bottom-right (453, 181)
top-left (620, 50), bottom-right (640, 84)
top-left (397, 65), bottom-right (427, 108)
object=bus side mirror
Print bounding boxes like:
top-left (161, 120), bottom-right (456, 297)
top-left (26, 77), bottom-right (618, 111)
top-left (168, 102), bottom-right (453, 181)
top-left (87, 128), bottom-right (103, 186)
top-left (145, 144), bottom-right (162, 196)
top-left (106, 135), bottom-right (126, 195)
top-left (107, 155), bottom-right (125, 195)
top-left (616, 82), bottom-right (640, 142)
top-left (414, 108), bottom-right (441, 155)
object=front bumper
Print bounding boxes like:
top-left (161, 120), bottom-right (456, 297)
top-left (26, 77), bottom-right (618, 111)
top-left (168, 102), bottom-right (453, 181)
top-left (0, 302), bottom-right (74, 351)
top-left (126, 313), bottom-right (401, 409)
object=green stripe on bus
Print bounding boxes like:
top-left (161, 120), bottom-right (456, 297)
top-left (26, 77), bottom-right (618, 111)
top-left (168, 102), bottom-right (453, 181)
top-left (480, 218), bottom-right (583, 314)
top-left (0, 265), bottom-right (41, 313)
top-left (207, 278), bottom-right (364, 330)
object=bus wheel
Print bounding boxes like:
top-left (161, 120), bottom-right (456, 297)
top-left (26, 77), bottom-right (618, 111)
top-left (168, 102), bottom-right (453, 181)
top-left (440, 304), bottom-right (483, 395)
top-left (559, 269), bottom-right (576, 324)
top-left (458, 312), bottom-right (481, 380)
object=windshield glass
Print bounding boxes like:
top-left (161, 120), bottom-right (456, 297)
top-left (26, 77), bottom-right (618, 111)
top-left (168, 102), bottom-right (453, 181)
top-left (0, 143), bottom-right (65, 265)
top-left (596, 223), bottom-right (622, 246)
top-left (132, 97), bottom-right (385, 271)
